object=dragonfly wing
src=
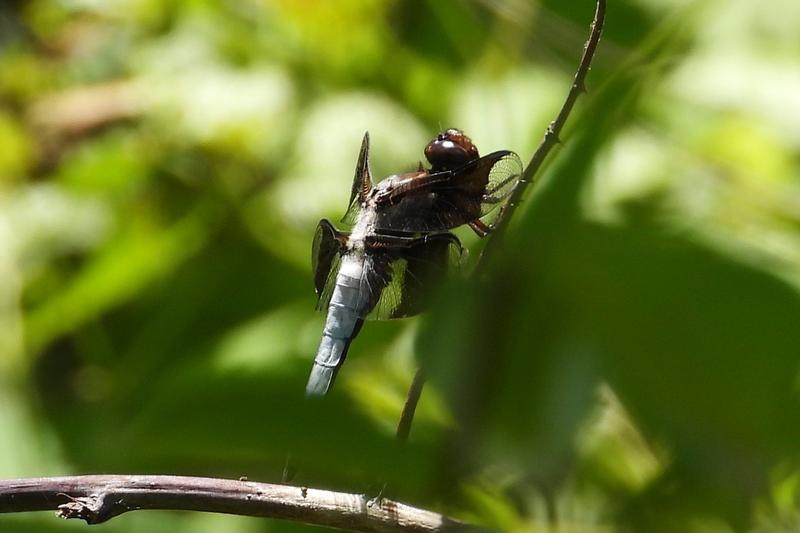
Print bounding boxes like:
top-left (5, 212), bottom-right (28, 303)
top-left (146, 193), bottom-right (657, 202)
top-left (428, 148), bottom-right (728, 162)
top-left (367, 232), bottom-right (463, 319)
top-left (312, 219), bottom-right (347, 311)
top-left (479, 151), bottom-right (523, 218)
top-left (341, 132), bottom-right (372, 226)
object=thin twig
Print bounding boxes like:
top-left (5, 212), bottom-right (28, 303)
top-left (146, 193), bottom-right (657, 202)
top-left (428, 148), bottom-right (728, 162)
top-left (0, 475), bottom-right (474, 532)
top-left (396, 368), bottom-right (427, 443)
top-left (397, 0), bottom-right (607, 438)
top-left (480, 0), bottom-right (607, 263)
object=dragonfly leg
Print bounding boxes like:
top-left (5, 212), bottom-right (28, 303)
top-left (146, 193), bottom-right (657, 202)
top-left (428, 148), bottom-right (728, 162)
top-left (469, 219), bottom-right (492, 237)
top-left (482, 182), bottom-right (518, 204)
top-left (470, 199), bottom-right (516, 237)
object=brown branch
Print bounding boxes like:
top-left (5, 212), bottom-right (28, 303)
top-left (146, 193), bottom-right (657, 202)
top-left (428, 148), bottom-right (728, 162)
top-left (0, 475), bottom-right (475, 532)
top-left (480, 0), bottom-right (607, 262)
top-left (396, 368), bottom-right (427, 443)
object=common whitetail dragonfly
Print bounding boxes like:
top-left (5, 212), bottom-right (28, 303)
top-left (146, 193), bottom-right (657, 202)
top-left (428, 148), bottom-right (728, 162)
top-left (307, 129), bottom-right (523, 396)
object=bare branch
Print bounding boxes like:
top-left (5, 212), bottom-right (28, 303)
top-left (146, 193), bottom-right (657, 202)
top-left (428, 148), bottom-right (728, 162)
top-left (0, 475), bottom-right (476, 532)
top-left (480, 0), bottom-right (607, 262)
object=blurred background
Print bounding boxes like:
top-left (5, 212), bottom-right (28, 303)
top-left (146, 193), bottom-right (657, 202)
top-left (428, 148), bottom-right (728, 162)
top-left (1, 0), bottom-right (800, 531)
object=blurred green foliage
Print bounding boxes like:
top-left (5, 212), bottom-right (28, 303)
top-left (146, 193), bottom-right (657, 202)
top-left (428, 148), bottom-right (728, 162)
top-left (1, 0), bottom-right (800, 531)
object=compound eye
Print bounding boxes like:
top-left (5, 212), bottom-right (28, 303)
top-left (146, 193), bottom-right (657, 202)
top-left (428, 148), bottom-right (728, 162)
top-left (424, 129), bottom-right (479, 170)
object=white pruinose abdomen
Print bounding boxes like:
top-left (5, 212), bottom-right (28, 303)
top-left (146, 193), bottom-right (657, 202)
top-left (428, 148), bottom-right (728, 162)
top-left (306, 253), bottom-right (371, 396)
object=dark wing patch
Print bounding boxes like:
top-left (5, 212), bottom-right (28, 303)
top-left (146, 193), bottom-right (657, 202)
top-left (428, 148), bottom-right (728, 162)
top-left (368, 233), bottom-right (463, 320)
top-left (372, 151), bottom-right (522, 233)
top-left (312, 219), bottom-right (347, 311)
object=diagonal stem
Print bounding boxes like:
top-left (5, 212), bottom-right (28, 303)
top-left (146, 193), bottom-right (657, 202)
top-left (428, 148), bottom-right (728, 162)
top-left (398, 0), bottom-right (607, 442)
top-left (480, 0), bottom-right (607, 264)
top-left (396, 367), bottom-right (427, 442)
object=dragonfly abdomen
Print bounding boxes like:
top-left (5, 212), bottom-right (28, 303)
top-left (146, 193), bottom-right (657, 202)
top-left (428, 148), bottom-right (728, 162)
top-left (306, 255), bottom-right (371, 396)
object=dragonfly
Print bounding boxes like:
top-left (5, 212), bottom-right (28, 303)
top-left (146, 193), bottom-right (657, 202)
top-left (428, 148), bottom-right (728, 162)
top-left (307, 129), bottom-right (523, 396)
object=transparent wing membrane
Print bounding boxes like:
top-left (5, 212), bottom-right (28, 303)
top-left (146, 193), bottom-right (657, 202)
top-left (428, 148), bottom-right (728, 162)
top-left (481, 151), bottom-right (523, 214)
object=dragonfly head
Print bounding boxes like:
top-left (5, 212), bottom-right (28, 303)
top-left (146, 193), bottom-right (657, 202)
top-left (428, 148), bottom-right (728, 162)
top-left (424, 128), bottom-right (479, 172)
